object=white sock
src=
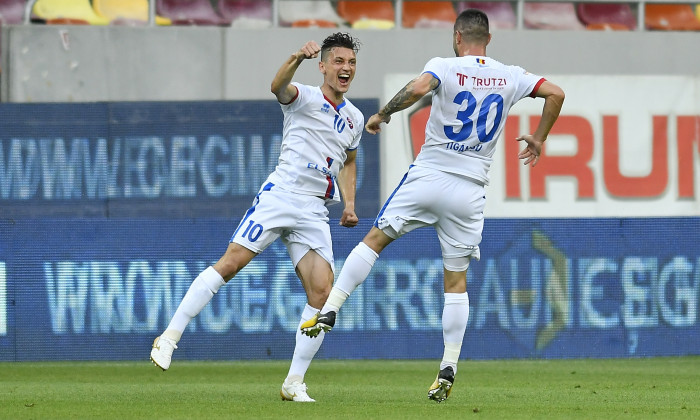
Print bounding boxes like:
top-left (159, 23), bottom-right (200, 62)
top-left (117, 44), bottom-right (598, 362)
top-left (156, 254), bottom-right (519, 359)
top-left (287, 304), bottom-right (325, 383)
top-left (440, 292), bottom-right (469, 375)
top-left (322, 242), bottom-right (378, 313)
top-left (164, 266), bottom-right (225, 342)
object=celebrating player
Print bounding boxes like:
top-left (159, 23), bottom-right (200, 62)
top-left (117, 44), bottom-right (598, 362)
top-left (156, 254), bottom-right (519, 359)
top-left (301, 9), bottom-right (565, 403)
top-left (150, 32), bottom-right (364, 403)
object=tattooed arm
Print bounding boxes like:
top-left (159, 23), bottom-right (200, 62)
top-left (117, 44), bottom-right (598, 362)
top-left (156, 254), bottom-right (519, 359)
top-left (365, 73), bottom-right (439, 135)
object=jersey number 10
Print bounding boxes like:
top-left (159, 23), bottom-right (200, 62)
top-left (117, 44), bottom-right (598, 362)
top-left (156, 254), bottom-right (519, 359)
top-left (333, 114), bottom-right (346, 133)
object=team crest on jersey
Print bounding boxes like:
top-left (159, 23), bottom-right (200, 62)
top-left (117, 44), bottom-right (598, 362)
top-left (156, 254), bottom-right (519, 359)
top-left (346, 117), bottom-right (354, 129)
top-left (321, 103), bottom-right (331, 113)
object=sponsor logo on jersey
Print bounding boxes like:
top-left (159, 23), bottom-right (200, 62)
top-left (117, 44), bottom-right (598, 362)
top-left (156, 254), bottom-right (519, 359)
top-left (457, 72), bottom-right (468, 86)
top-left (472, 77), bottom-right (507, 88)
top-left (307, 162), bottom-right (333, 177)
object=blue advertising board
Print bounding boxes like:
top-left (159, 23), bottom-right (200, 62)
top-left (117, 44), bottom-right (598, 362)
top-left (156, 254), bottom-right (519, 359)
top-left (0, 101), bottom-right (380, 219)
top-left (1, 217), bottom-right (699, 361)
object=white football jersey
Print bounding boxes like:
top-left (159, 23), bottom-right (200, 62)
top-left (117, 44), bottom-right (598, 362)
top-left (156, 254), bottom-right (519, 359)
top-left (266, 82), bottom-right (364, 202)
top-left (413, 56), bottom-right (545, 185)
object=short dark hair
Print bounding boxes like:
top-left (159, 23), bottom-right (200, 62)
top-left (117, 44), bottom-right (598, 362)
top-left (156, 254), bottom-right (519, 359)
top-left (454, 9), bottom-right (490, 44)
top-left (320, 32), bottom-right (361, 61)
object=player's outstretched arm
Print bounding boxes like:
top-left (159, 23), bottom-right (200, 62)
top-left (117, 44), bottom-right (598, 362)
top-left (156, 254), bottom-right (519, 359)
top-left (365, 72), bottom-right (438, 134)
top-left (517, 80), bottom-right (565, 166)
top-left (337, 149), bottom-right (358, 227)
top-left (270, 41), bottom-right (321, 104)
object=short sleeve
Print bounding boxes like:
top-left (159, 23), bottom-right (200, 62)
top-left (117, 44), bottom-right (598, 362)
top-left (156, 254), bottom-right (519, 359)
top-left (510, 66), bottom-right (545, 101)
top-left (281, 82), bottom-right (309, 111)
top-left (421, 57), bottom-right (446, 90)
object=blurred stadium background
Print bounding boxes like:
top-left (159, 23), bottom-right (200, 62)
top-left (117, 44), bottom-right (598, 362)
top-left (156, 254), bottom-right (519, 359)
top-left (1, 0), bottom-right (699, 363)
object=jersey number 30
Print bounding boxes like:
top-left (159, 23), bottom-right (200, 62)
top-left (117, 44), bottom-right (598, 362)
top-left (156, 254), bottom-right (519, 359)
top-left (444, 92), bottom-right (504, 143)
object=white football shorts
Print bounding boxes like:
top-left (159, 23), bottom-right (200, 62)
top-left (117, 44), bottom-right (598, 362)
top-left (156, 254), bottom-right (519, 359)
top-left (230, 182), bottom-right (334, 271)
top-left (375, 165), bottom-right (484, 266)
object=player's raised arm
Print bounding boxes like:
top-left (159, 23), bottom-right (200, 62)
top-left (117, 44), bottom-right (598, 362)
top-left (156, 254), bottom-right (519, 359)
top-left (365, 72), bottom-right (439, 134)
top-left (337, 149), bottom-right (358, 228)
top-left (517, 80), bottom-right (565, 167)
top-left (271, 41), bottom-right (321, 104)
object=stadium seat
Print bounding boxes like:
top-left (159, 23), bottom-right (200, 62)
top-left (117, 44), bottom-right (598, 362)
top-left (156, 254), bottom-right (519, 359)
top-left (32, 0), bottom-right (110, 25)
top-left (156, 0), bottom-right (227, 25)
top-left (217, 0), bottom-right (272, 28)
top-left (576, 3), bottom-right (636, 30)
top-left (291, 19), bottom-right (338, 28)
top-left (93, 0), bottom-right (172, 26)
top-left (0, 0), bottom-right (25, 24)
top-left (523, 2), bottom-right (585, 30)
top-left (45, 17), bottom-right (91, 24)
top-left (336, 1), bottom-right (395, 29)
top-left (402, 0), bottom-right (457, 29)
top-left (351, 18), bottom-right (394, 29)
top-left (456, 1), bottom-right (516, 30)
top-left (584, 22), bottom-right (632, 31)
top-left (278, 0), bottom-right (344, 27)
top-left (645, 4), bottom-right (700, 31)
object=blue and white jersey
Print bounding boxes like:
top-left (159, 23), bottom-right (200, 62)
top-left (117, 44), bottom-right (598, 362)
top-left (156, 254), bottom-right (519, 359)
top-left (413, 56), bottom-right (545, 185)
top-left (266, 82), bottom-right (364, 202)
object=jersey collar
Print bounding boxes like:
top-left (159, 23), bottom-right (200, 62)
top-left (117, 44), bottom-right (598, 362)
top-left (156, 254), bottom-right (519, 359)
top-left (323, 94), bottom-right (346, 112)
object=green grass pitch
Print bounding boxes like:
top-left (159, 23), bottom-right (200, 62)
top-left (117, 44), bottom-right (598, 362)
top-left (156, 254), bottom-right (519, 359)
top-left (1, 357), bottom-right (698, 419)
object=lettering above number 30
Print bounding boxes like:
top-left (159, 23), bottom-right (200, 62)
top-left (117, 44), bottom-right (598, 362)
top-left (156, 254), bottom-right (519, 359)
top-left (444, 92), bottom-right (504, 143)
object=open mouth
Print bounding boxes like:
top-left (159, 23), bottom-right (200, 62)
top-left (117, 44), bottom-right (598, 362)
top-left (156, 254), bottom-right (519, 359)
top-left (338, 74), bottom-right (351, 85)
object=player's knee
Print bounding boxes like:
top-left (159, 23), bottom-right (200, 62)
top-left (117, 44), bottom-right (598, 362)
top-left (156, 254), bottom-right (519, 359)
top-left (306, 283), bottom-right (331, 308)
top-left (215, 244), bottom-right (256, 281)
top-left (310, 279), bottom-right (332, 298)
